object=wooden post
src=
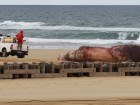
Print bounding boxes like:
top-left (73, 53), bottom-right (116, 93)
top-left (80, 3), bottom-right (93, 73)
top-left (118, 62), bottom-right (122, 68)
top-left (24, 63), bottom-right (29, 69)
top-left (68, 62), bottom-right (72, 69)
top-left (51, 62), bottom-right (55, 73)
top-left (79, 62), bottom-right (83, 76)
top-left (127, 62), bottom-right (130, 67)
top-left (91, 62), bottom-right (94, 68)
top-left (32, 62), bottom-right (37, 69)
top-left (40, 63), bottom-right (45, 73)
top-left (60, 63), bottom-right (64, 69)
top-left (109, 63), bottom-right (112, 72)
top-left (0, 65), bottom-right (4, 74)
top-left (8, 64), bottom-right (13, 70)
top-left (13, 62), bottom-right (19, 69)
top-left (99, 63), bottom-right (103, 72)
top-left (136, 62), bottom-right (140, 67)
top-left (60, 63), bottom-right (64, 74)
top-left (3, 62), bottom-right (8, 69)
top-left (78, 62), bottom-right (83, 68)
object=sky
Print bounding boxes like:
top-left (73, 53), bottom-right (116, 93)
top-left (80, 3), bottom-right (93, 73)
top-left (0, 0), bottom-right (140, 5)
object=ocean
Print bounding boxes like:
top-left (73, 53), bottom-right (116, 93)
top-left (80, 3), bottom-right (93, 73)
top-left (0, 5), bottom-right (140, 49)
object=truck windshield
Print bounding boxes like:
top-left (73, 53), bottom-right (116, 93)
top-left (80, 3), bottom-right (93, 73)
top-left (2, 37), bottom-right (17, 43)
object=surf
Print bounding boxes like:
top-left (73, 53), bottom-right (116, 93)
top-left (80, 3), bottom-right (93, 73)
top-left (0, 21), bottom-right (140, 32)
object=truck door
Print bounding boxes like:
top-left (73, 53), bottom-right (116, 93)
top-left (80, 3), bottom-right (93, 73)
top-left (0, 38), bottom-right (2, 52)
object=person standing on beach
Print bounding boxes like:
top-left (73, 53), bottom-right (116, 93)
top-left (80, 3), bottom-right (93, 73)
top-left (16, 30), bottom-right (24, 50)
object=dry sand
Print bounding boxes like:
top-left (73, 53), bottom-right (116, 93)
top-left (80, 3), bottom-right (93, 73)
top-left (0, 49), bottom-right (69, 63)
top-left (0, 49), bottom-right (140, 105)
top-left (1, 77), bottom-right (140, 105)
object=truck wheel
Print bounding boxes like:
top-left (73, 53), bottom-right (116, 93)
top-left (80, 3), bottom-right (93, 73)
top-left (20, 54), bottom-right (25, 58)
top-left (2, 49), bottom-right (7, 57)
top-left (17, 54), bottom-right (25, 58)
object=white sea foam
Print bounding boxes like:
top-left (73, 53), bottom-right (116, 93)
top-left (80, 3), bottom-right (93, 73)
top-left (0, 20), bottom-right (140, 32)
top-left (27, 37), bottom-right (140, 49)
top-left (0, 20), bottom-right (44, 29)
top-left (0, 20), bottom-right (44, 26)
top-left (27, 38), bottom-right (139, 45)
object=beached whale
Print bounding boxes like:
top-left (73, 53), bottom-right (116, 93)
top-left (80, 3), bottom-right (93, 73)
top-left (61, 44), bottom-right (140, 62)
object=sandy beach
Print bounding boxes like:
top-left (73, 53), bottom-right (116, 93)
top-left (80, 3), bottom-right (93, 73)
top-left (1, 77), bottom-right (140, 105)
top-left (0, 49), bottom-right (140, 105)
top-left (0, 49), bottom-right (70, 63)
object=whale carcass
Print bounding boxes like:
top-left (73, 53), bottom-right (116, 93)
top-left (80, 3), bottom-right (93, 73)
top-left (62, 44), bottom-right (140, 62)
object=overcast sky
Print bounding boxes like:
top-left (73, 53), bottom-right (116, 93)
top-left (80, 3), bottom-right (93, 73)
top-left (0, 0), bottom-right (140, 5)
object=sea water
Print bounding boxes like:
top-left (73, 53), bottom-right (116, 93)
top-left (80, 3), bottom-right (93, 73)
top-left (0, 5), bottom-right (140, 49)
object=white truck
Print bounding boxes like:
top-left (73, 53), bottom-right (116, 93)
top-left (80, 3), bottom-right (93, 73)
top-left (0, 35), bottom-right (28, 58)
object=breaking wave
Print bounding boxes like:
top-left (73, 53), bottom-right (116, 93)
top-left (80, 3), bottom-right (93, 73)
top-left (28, 36), bottom-right (140, 45)
top-left (0, 21), bottom-right (140, 32)
top-left (1, 21), bottom-right (140, 49)
top-left (26, 37), bottom-right (140, 49)
top-left (0, 20), bottom-right (44, 29)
